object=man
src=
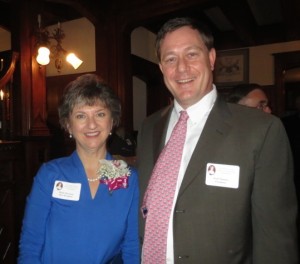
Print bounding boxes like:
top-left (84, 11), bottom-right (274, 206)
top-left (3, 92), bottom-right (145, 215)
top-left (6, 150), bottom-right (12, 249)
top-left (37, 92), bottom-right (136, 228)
top-left (137, 17), bottom-right (298, 263)
top-left (227, 83), bottom-right (272, 113)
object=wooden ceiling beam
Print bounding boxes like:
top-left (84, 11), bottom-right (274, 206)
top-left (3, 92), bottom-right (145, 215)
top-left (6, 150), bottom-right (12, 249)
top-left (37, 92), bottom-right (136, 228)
top-left (280, 0), bottom-right (300, 41)
top-left (43, 0), bottom-right (98, 24)
top-left (217, 0), bottom-right (257, 46)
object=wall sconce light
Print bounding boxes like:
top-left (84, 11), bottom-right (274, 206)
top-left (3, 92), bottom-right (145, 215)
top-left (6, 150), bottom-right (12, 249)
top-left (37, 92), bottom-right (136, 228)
top-left (36, 46), bottom-right (50, 65)
top-left (35, 14), bottom-right (83, 73)
top-left (0, 90), bottom-right (4, 101)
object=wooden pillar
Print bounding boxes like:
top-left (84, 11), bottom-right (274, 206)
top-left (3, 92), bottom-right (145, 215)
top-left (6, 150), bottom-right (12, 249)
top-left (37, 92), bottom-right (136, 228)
top-left (95, 15), bottom-right (133, 130)
top-left (11, 0), bottom-right (49, 137)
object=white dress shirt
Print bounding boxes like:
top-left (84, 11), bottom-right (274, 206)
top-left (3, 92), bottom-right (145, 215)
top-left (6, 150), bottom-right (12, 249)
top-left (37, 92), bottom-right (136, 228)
top-left (165, 86), bottom-right (217, 263)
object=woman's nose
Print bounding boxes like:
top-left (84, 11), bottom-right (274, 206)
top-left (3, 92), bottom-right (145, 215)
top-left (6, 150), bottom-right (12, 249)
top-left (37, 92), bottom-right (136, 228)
top-left (87, 116), bottom-right (97, 128)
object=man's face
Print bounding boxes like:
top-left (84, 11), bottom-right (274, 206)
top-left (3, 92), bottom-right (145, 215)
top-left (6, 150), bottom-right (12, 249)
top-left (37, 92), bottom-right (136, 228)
top-left (159, 26), bottom-right (216, 109)
top-left (238, 89), bottom-right (272, 114)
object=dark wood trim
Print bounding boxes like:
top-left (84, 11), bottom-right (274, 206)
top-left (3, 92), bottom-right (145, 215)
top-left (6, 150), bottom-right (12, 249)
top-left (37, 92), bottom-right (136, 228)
top-left (0, 52), bottom-right (19, 88)
top-left (273, 50), bottom-right (300, 116)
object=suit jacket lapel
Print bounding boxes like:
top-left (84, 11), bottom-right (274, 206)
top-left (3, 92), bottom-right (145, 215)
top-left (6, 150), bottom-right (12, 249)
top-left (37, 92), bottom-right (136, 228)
top-left (152, 105), bottom-right (172, 162)
top-left (178, 97), bottom-right (232, 196)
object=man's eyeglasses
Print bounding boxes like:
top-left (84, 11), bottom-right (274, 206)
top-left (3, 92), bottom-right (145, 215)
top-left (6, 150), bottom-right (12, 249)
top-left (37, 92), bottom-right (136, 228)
top-left (256, 102), bottom-right (269, 110)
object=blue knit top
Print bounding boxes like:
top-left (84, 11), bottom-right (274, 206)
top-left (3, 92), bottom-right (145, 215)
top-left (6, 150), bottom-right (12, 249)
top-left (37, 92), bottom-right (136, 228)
top-left (18, 151), bottom-right (140, 264)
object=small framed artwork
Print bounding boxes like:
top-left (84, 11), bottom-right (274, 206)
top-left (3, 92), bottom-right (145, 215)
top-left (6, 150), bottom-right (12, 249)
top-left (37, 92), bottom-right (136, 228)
top-left (213, 49), bottom-right (249, 86)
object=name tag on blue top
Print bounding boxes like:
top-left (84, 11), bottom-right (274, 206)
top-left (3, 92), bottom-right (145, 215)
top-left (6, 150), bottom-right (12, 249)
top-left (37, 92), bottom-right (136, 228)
top-left (52, 180), bottom-right (81, 201)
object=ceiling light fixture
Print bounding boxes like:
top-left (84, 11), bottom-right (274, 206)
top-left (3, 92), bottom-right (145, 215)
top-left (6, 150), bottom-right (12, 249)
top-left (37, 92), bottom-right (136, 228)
top-left (35, 14), bottom-right (83, 73)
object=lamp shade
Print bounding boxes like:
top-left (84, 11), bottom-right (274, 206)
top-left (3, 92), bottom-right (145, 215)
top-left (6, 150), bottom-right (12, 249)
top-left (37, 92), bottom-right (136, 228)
top-left (66, 53), bottom-right (83, 69)
top-left (0, 90), bottom-right (4, 100)
top-left (36, 46), bottom-right (50, 65)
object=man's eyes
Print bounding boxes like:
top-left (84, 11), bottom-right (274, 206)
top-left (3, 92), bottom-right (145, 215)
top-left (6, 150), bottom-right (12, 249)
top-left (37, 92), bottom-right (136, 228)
top-left (163, 52), bottom-right (199, 64)
top-left (164, 57), bottom-right (176, 64)
top-left (187, 52), bottom-right (198, 58)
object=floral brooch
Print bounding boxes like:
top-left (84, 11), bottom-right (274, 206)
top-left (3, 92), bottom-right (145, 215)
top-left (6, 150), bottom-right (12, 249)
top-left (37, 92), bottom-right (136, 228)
top-left (97, 159), bottom-right (131, 193)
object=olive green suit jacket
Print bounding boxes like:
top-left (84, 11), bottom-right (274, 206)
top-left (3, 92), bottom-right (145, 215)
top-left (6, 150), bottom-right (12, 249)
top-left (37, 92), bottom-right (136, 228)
top-left (137, 95), bottom-right (298, 264)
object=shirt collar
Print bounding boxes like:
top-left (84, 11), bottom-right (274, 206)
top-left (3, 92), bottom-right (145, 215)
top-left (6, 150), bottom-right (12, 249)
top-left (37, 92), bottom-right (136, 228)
top-left (173, 85), bottom-right (217, 124)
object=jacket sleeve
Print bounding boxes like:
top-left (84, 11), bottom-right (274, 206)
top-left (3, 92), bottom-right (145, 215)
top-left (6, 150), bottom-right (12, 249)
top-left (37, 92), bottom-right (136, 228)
top-left (252, 117), bottom-right (298, 263)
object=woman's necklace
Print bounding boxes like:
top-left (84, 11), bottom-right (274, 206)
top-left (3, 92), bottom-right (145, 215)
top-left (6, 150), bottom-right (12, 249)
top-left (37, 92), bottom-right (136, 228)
top-left (87, 175), bottom-right (101, 182)
top-left (86, 163), bottom-right (102, 182)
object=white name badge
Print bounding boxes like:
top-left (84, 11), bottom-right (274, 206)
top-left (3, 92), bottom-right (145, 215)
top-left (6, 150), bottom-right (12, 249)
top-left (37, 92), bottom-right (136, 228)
top-left (205, 163), bottom-right (240, 189)
top-left (52, 180), bottom-right (81, 201)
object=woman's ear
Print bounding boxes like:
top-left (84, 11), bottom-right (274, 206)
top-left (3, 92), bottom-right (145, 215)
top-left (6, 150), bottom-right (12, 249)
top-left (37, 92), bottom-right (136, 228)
top-left (66, 122), bottom-right (72, 135)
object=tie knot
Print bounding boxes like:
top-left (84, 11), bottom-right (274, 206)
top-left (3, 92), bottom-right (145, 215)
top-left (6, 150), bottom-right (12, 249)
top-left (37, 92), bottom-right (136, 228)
top-left (179, 110), bottom-right (189, 122)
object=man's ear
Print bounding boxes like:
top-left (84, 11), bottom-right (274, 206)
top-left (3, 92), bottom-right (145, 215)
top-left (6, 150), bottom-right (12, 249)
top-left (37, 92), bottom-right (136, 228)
top-left (209, 48), bottom-right (216, 71)
top-left (159, 63), bottom-right (163, 73)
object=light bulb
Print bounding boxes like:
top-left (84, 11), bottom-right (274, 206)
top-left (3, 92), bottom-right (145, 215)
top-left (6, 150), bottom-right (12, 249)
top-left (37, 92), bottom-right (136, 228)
top-left (66, 53), bottom-right (83, 69)
top-left (36, 46), bottom-right (50, 65)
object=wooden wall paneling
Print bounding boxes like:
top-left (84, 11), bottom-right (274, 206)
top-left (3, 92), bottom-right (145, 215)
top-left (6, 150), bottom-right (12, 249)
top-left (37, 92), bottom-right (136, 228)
top-left (46, 74), bottom-right (84, 159)
top-left (273, 51), bottom-right (300, 117)
top-left (131, 54), bottom-right (171, 116)
top-left (0, 141), bottom-right (24, 263)
top-left (95, 15), bottom-right (134, 130)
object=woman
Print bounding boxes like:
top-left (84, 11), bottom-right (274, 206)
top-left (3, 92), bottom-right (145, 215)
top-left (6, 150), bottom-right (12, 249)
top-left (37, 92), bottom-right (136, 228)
top-left (18, 74), bottom-right (140, 264)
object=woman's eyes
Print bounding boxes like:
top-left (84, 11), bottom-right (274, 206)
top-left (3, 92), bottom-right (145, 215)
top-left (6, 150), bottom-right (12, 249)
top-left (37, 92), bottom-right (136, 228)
top-left (74, 112), bottom-right (105, 120)
top-left (97, 112), bottom-right (106, 117)
top-left (75, 114), bottom-right (86, 119)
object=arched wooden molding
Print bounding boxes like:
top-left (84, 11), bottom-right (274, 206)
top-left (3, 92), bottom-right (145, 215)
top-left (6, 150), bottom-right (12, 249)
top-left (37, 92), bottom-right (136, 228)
top-left (0, 52), bottom-right (19, 88)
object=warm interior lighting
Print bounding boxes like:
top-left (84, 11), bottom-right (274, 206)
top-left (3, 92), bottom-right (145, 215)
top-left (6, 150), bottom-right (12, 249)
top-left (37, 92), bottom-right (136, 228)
top-left (0, 90), bottom-right (4, 101)
top-left (36, 46), bottom-right (50, 65)
top-left (66, 53), bottom-right (83, 69)
top-left (35, 14), bottom-right (83, 72)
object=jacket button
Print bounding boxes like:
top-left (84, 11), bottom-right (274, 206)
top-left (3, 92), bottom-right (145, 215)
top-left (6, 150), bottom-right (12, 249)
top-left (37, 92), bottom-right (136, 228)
top-left (175, 209), bottom-right (185, 213)
top-left (178, 255), bottom-right (189, 259)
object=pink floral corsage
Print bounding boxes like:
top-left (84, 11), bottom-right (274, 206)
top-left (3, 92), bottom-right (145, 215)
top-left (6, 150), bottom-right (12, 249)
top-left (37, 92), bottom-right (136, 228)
top-left (98, 159), bottom-right (131, 193)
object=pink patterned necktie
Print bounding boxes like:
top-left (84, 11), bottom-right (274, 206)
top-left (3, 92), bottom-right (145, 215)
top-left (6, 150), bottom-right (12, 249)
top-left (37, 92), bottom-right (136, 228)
top-left (142, 110), bottom-right (189, 263)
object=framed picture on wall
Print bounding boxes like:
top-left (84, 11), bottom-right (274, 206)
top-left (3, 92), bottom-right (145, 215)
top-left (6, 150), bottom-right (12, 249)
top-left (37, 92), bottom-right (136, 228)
top-left (213, 49), bottom-right (249, 86)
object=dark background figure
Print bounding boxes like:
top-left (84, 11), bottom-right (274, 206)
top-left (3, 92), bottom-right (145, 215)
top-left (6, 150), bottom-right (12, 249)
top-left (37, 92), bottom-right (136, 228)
top-left (227, 83), bottom-right (272, 114)
top-left (282, 95), bottom-right (300, 209)
top-left (282, 95), bottom-right (300, 255)
top-left (107, 126), bottom-right (137, 157)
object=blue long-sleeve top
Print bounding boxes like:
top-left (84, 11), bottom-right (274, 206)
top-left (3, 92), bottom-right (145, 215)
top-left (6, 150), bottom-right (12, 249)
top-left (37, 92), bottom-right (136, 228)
top-left (18, 151), bottom-right (140, 264)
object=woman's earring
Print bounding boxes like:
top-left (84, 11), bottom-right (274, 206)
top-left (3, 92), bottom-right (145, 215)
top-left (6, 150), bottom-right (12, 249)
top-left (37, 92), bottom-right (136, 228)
top-left (109, 132), bottom-right (112, 136)
top-left (69, 134), bottom-right (73, 138)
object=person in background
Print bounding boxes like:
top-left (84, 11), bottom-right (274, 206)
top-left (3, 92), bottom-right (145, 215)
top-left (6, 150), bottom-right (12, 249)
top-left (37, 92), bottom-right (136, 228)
top-left (227, 83), bottom-right (272, 113)
top-left (137, 17), bottom-right (298, 263)
top-left (283, 95), bottom-right (300, 190)
top-left (18, 74), bottom-right (140, 264)
top-left (282, 95), bottom-right (300, 247)
top-left (108, 126), bottom-right (137, 157)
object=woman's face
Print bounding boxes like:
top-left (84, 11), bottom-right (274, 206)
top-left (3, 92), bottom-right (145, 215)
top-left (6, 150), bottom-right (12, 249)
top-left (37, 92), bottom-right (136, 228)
top-left (67, 100), bottom-right (113, 156)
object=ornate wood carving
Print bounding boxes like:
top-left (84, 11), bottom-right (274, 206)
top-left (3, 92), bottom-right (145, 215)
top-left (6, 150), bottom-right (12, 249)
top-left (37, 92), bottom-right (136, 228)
top-left (0, 52), bottom-right (19, 88)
